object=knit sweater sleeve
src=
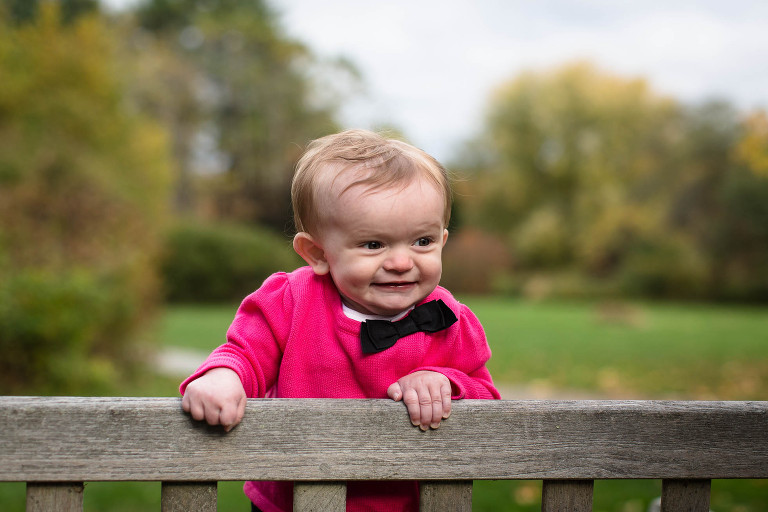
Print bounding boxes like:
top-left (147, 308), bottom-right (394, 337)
top-left (414, 301), bottom-right (500, 400)
top-left (179, 272), bottom-right (293, 398)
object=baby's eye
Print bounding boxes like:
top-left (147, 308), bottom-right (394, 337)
top-left (414, 237), bottom-right (433, 247)
top-left (362, 241), bottom-right (383, 250)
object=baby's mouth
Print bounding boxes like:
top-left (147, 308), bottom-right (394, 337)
top-left (373, 281), bottom-right (416, 288)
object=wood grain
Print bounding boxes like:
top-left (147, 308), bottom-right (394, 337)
top-left (293, 482), bottom-right (346, 512)
top-left (1, 397), bottom-right (767, 482)
top-left (161, 482), bottom-right (216, 512)
top-left (541, 480), bottom-right (593, 511)
top-left (419, 481), bottom-right (472, 512)
top-left (26, 483), bottom-right (83, 512)
top-left (661, 479), bottom-right (711, 512)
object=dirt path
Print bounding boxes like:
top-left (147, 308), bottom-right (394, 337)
top-left (154, 347), bottom-right (208, 377)
top-left (494, 384), bottom-right (648, 400)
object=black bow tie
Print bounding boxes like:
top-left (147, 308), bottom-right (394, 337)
top-left (360, 299), bottom-right (458, 354)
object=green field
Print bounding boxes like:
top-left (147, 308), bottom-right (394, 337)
top-left (471, 297), bottom-right (768, 400)
top-left (3, 298), bottom-right (767, 511)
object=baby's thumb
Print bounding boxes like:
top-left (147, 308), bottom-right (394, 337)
top-left (387, 382), bottom-right (403, 401)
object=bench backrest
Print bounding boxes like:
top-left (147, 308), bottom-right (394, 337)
top-left (2, 397), bottom-right (767, 511)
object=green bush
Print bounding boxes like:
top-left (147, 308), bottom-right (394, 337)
top-left (617, 234), bottom-right (709, 299)
top-left (0, 269), bottom-right (139, 394)
top-left (162, 221), bottom-right (302, 303)
top-left (710, 168), bottom-right (768, 301)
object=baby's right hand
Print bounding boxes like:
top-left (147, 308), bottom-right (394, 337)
top-left (181, 367), bottom-right (247, 432)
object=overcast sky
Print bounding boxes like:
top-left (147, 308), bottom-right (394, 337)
top-left (268, 0), bottom-right (768, 162)
top-left (102, 1), bottom-right (768, 162)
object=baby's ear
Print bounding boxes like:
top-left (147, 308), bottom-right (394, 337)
top-left (293, 232), bottom-right (330, 275)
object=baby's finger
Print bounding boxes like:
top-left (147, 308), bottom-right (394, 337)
top-left (387, 382), bottom-right (403, 402)
top-left (419, 390), bottom-right (435, 431)
top-left (204, 404), bottom-right (222, 426)
top-left (219, 404), bottom-right (239, 431)
top-left (441, 381), bottom-right (452, 419)
top-left (402, 388), bottom-right (421, 427)
top-left (181, 394), bottom-right (192, 413)
top-left (428, 382), bottom-right (445, 429)
top-left (221, 395), bottom-right (247, 432)
top-left (236, 395), bottom-right (247, 423)
top-left (186, 398), bottom-right (206, 422)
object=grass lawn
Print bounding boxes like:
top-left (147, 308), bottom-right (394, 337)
top-left (2, 298), bottom-right (766, 511)
top-left (468, 297), bottom-right (768, 400)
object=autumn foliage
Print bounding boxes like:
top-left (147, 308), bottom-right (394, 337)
top-left (452, 63), bottom-right (768, 301)
top-left (0, 5), bottom-right (171, 392)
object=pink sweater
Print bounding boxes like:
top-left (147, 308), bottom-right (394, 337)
top-left (180, 266), bottom-right (499, 512)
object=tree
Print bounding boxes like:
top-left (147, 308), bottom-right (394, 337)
top-left (128, 0), bottom-right (349, 230)
top-left (0, 4), bottom-right (172, 392)
top-left (457, 62), bottom-right (768, 301)
top-left (708, 110), bottom-right (768, 300)
top-left (734, 110), bottom-right (768, 178)
top-left (2, 0), bottom-right (99, 25)
top-left (464, 63), bottom-right (682, 272)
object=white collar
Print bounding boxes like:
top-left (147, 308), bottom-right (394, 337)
top-left (342, 303), bottom-right (414, 323)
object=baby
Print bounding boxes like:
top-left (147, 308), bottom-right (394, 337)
top-left (181, 129), bottom-right (499, 512)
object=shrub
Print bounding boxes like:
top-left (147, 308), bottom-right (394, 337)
top-left (512, 207), bottom-right (571, 268)
top-left (441, 229), bottom-right (513, 295)
top-left (162, 221), bottom-right (302, 302)
top-left (0, 7), bottom-right (172, 393)
top-left (0, 269), bottom-right (138, 394)
top-left (617, 234), bottom-right (709, 299)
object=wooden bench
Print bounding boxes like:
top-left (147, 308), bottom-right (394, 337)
top-left (1, 397), bottom-right (766, 511)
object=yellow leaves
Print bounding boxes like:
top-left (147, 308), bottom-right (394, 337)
top-left (578, 206), bottom-right (655, 274)
top-left (1, 4), bottom-right (119, 145)
top-left (489, 61), bottom-right (662, 129)
top-left (484, 60), bottom-right (678, 193)
top-left (514, 207), bottom-right (570, 267)
top-left (0, 1), bottom-right (172, 273)
top-left (735, 110), bottom-right (768, 178)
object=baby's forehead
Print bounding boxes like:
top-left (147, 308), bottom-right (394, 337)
top-left (318, 163), bottom-right (434, 203)
top-left (317, 162), bottom-right (368, 192)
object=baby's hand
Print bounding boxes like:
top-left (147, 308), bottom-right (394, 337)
top-left (387, 370), bottom-right (452, 431)
top-left (181, 367), bottom-right (246, 432)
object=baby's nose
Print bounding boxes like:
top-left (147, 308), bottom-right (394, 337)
top-left (383, 248), bottom-right (414, 272)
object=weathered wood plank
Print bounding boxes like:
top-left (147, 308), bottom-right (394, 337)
top-left (660, 479), bottom-right (711, 512)
top-left (161, 481), bottom-right (217, 512)
top-left (419, 481), bottom-right (472, 512)
top-left (293, 482), bottom-right (346, 512)
top-left (26, 483), bottom-right (83, 512)
top-left (541, 480), bottom-right (593, 511)
top-left (1, 398), bottom-right (767, 481)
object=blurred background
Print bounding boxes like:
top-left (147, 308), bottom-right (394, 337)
top-left (1, 0), bottom-right (767, 510)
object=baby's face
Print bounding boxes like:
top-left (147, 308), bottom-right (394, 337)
top-left (317, 176), bottom-right (448, 316)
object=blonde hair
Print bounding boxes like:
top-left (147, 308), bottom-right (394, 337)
top-left (291, 129), bottom-right (452, 235)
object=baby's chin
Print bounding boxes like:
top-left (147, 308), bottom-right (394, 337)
top-left (369, 295), bottom-right (434, 317)
top-left (342, 295), bottom-right (419, 317)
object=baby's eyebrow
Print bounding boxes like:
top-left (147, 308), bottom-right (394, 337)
top-left (412, 223), bottom-right (444, 233)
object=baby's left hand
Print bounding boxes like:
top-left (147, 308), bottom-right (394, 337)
top-left (387, 370), bottom-right (452, 431)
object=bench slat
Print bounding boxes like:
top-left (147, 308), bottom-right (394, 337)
top-left (541, 480), bottom-right (594, 511)
top-left (660, 479), bottom-right (711, 511)
top-left (419, 480), bottom-right (472, 512)
top-left (26, 482), bottom-right (83, 512)
top-left (160, 481), bottom-right (217, 512)
top-left (293, 482), bottom-right (346, 512)
top-left (2, 398), bottom-right (767, 481)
